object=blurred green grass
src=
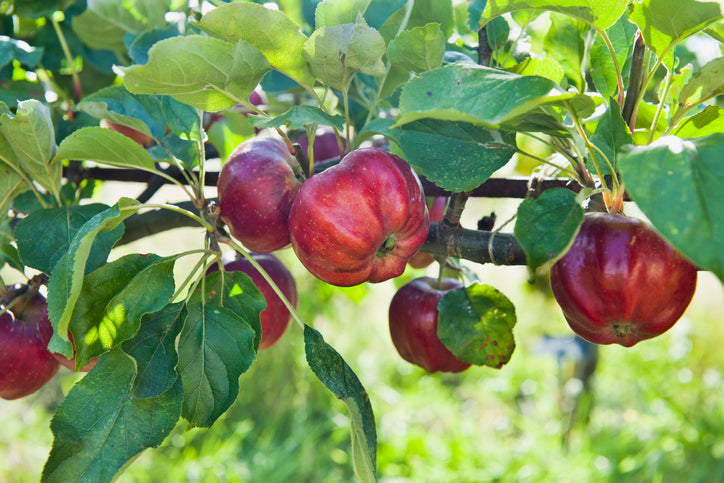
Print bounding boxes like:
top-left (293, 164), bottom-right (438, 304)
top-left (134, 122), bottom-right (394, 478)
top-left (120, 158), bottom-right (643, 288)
top-left (2, 193), bottom-right (723, 482)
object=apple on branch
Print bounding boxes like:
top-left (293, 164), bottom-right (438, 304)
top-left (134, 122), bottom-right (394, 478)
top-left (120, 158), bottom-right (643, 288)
top-left (288, 147), bottom-right (429, 287)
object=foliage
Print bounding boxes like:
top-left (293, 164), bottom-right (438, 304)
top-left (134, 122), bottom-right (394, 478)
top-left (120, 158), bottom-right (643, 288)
top-left (0, 0), bottom-right (723, 481)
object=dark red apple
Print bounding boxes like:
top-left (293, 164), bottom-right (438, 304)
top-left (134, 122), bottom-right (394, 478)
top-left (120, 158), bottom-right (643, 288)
top-left (288, 147), bottom-right (430, 286)
top-left (218, 136), bottom-right (304, 252)
top-left (208, 252), bottom-right (297, 349)
top-left (51, 332), bottom-right (98, 372)
top-left (408, 196), bottom-right (447, 269)
top-left (100, 119), bottom-right (153, 147)
top-left (550, 212), bottom-right (698, 347)
top-left (389, 277), bottom-right (471, 373)
top-left (0, 288), bottom-right (60, 400)
top-left (293, 129), bottom-right (346, 162)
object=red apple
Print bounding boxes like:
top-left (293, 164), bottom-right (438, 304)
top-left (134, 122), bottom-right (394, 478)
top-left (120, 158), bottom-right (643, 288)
top-left (550, 212), bottom-right (698, 347)
top-left (218, 136), bottom-right (304, 252)
top-left (293, 129), bottom-right (346, 162)
top-left (51, 332), bottom-right (98, 372)
top-left (408, 196), bottom-right (447, 269)
top-left (0, 288), bottom-right (60, 400)
top-left (100, 119), bottom-right (153, 147)
top-left (389, 277), bottom-right (471, 373)
top-left (288, 147), bottom-right (430, 286)
top-left (208, 253), bottom-right (297, 349)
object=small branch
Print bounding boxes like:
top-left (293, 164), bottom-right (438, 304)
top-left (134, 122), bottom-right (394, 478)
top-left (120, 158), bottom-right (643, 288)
top-left (424, 222), bottom-right (527, 266)
top-left (478, 26), bottom-right (493, 67)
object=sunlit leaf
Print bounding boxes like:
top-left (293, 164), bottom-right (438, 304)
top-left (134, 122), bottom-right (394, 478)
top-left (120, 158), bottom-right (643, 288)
top-left (478, 0), bottom-right (630, 31)
top-left (387, 23), bottom-right (445, 73)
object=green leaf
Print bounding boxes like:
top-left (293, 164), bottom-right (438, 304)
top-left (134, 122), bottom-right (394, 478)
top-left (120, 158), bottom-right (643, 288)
top-left (629, 0), bottom-right (723, 58)
top-left (304, 325), bottom-right (377, 483)
top-left (70, 254), bottom-right (177, 370)
top-left (54, 127), bottom-right (156, 170)
top-left (0, 99), bottom-right (60, 197)
top-left (303, 21), bottom-right (387, 92)
top-left (356, 117), bottom-right (401, 148)
top-left (161, 97), bottom-right (203, 141)
top-left (395, 63), bottom-right (578, 128)
top-left (398, 119), bottom-right (517, 192)
top-left (437, 283), bottom-right (517, 369)
top-left (178, 300), bottom-right (257, 428)
top-left (0, 159), bottom-right (26, 223)
top-left (618, 134), bottom-right (724, 282)
top-left (77, 85), bottom-right (166, 140)
top-left (46, 198), bottom-right (140, 357)
top-left (544, 14), bottom-right (588, 91)
top-left (510, 57), bottom-right (565, 83)
top-left (200, 269), bottom-right (266, 352)
top-left (514, 188), bottom-right (584, 275)
top-left (479, 0), bottom-right (629, 31)
top-left (315, 0), bottom-right (369, 26)
top-left (14, 204), bottom-right (124, 275)
top-left (0, 242), bottom-right (23, 272)
top-left (197, 2), bottom-right (315, 89)
top-left (589, 100), bottom-right (634, 176)
top-left (123, 302), bottom-right (185, 399)
top-left (0, 36), bottom-right (43, 70)
top-left (674, 106), bottom-right (724, 138)
top-left (121, 35), bottom-right (271, 112)
top-left (41, 349), bottom-right (182, 483)
top-left (679, 56), bottom-right (724, 106)
top-left (387, 23), bottom-right (445, 73)
top-left (249, 105), bottom-right (345, 131)
top-left (408, 0), bottom-right (455, 38)
top-left (589, 15), bottom-right (638, 100)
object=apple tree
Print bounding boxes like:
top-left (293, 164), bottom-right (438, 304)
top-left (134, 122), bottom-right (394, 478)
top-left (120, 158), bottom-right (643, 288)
top-left (1, 0), bottom-right (723, 481)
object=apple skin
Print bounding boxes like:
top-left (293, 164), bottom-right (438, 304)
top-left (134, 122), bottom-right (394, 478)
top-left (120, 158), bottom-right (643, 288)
top-left (288, 147), bottom-right (430, 287)
top-left (51, 332), bottom-right (98, 372)
top-left (389, 277), bottom-right (471, 373)
top-left (550, 212), bottom-right (698, 347)
top-left (408, 196), bottom-right (447, 269)
top-left (208, 253), bottom-right (297, 349)
top-left (100, 119), bottom-right (153, 147)
top-left (0, 290), bottom-right (60, 400)
top-left (293, 129), bottom-right (346, 162)
top-left (218, 136), bottom-right (304, 252)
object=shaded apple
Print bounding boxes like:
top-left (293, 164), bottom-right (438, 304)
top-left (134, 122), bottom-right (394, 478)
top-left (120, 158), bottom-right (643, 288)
top-left (293, 129), bottom-right (346, 162)
top-left (389, 277), bottom-right (471, 373)
top-left (0, 288), bottom-right (60, 400)
top-left (218, 136), bottom-right (304, 252)
top-left (550, 212), bottom-right (698, 347)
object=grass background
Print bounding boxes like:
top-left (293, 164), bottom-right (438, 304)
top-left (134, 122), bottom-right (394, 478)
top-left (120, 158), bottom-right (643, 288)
top-left (1, 194), bottom-right (722, 483)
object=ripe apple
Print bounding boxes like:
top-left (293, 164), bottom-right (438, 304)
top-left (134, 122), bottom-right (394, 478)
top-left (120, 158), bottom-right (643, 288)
top-left (100, 119), bottom-right (154, 147)
top-left (0, 289), bottom-right (60, 400)
top-left (208, 252), bottom-right (297, 349)
top-left (288, 147), bottom-right (430, 286)
top-left (51, 332), bottom-right (98, 372)
top-left (408, 196), bottom-right (447, 269)
top-left (218, 136), bottom-right (304, 252)
top-left (388, 277), bottom-right (471, 373)
top-left (550, 212), bottom-right (698, 347)
top-left (293, 129), bottom-right (346, 162)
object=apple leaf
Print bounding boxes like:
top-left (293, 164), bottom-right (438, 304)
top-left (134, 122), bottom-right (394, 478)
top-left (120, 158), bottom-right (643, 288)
top-left (514, 188), bottom-right (584, 276)
top-left (161, 96), bottom-right (203, 142)
top-left (589, 100), bottom-right (633, 176)
top-left (0, 36), bottom-right (43, 70)
top-left (120, 35), bottom-right (270, 112)
top-left (69, 254), bottom-right (177, 370)
top-left (387, 23), bottom-right (445, 73)
top-left (196, 2), bottom-right (315, 90)
top-left (679, 56), bottom-right (724, 106)
top-left (0, 160), bottom-right (26, 222)
top-left (46, 198), bottom-right (140, 358)
top-left (356, 117), bottom-right (401, 148)
top-left (41, 348), bottom-right (182, 483)
top-left (14, 203), bottom-right (124, 275)
top-left (478, 0), bottom-right (629, 31)
top-left (674, 106), bottom-right (724, 138)
top-left (77, 85), bottom-right (166, 140)
top-left (511, 57), bottom-right (565, 83)
top-left (395, 63), bottom-right (578, 128)
top-left (315, 0), bottom-right (408, 30)
top-left (398, 119), bottom-right (517, 192)
top-left (408, 0), bottom-right (455, 38)
top-left (0, 99), bottom-right (60, 197)
top-left (249, 105), bottom-right (346, 131)
top-left (55, 127), bottom-right (157, 170)
top-left (303, 21), bottom-right (387, 92)
top-left (589, 15), bottom-right (637, 100)
top-left (437, 283), bottom-right (517, 369)
top-left (200, 270), bottom-right (266, 352)
top-left (619, 134), bottom-right (724, 283)
top-left (178, 298), bottom-right (257, 428)
top-left (122, 302), bottom-right (185, 399)
top-left (304, 325), bottom-right (377, 483)
top-left (629, 0), bottom-right (723, 58)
